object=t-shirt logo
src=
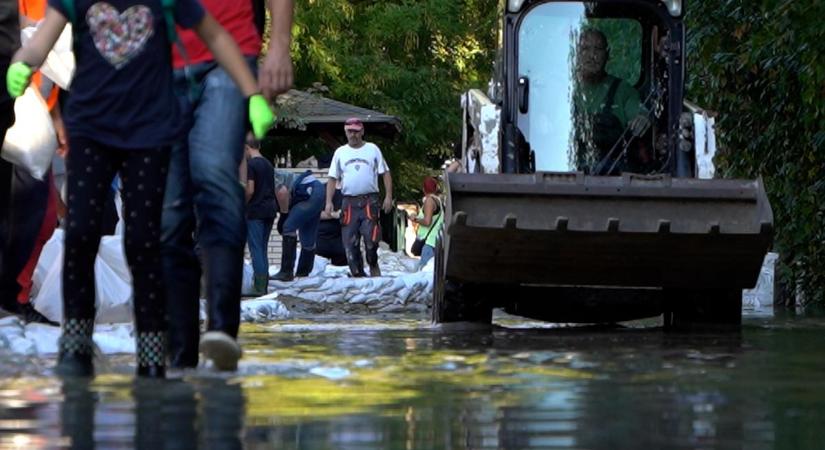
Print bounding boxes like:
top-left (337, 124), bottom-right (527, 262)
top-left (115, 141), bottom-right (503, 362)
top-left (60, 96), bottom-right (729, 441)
top-left (355, 164), bottom-right (361, 171)
top-left (87, 2), bottom-right (155, 69)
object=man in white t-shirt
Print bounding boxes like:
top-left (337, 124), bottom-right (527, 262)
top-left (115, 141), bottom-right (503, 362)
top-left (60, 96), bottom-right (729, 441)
top-left (325, 118), bottom-right (393, 277)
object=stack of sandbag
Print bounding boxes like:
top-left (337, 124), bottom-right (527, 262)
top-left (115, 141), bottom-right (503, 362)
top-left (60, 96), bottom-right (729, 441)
top-left (266, 248), bottom-right (433, 311)
top-left (31, 229), bottom-right (133, 324)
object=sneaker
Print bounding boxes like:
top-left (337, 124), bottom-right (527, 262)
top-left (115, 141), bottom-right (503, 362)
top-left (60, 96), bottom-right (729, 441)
top-left (199, 331), bottom-right (242, 371)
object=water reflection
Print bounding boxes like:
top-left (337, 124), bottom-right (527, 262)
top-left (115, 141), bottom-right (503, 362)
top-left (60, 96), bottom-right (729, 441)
top-left (2, 317), bottom-right (825, 449)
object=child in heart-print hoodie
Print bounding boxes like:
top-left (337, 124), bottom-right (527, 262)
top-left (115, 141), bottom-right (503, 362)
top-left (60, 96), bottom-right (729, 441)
top-left (6, 0), bottom-right (274, 378)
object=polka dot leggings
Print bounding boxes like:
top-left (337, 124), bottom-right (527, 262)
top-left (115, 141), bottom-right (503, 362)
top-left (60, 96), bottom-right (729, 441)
top-left (62, 138), bottom-right (169, 370)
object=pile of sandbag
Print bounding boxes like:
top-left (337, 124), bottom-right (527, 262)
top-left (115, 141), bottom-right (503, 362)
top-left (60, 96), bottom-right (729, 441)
top-left (31, 233), bottom-right (432, 325)
top-left (263, 248), bottom-right (433, 312)
top-left (32, 229), bottom-right (134, 324)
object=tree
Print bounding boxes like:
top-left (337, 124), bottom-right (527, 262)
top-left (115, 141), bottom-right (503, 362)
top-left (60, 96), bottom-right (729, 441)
top-left (686, 0), bottom-right (825, 305)
top-left (289, 0), bottom-right (499, 198)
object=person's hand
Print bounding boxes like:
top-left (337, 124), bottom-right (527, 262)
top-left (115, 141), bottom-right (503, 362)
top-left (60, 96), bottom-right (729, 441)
top-left (258, 43), bottom-right (294, 101)
top-left (53, 113), bottom-right (68, 157)
top-left (629, 114), bottom-right (650, 137)
top-left (6, 62), bottom-right (32, 98)
top-left (277, 212), bottom-right (288, 235)
top-left (248, 94), bottom-right (274, 140)
top-left (382, 196), bottom-right (392, 213)
top-left (324, 201), bottom-right (334, 216)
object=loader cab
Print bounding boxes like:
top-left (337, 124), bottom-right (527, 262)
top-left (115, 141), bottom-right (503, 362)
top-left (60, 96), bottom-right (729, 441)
top-left (501, 0), bottom-right (688, 176)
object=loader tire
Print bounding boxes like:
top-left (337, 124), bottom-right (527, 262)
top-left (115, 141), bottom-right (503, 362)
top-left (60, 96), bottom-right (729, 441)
top-left (431, 237), bottom-right (493, 325)
top-left (663, 288), bottom-right (742, 331)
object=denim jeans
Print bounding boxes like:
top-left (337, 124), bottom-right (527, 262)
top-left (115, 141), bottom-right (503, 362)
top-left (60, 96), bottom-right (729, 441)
top-left (418, 244), bottom-right (435, 270)
top-left (283, 180), bottom-right (325, 250)
top-left (161, 58), bottom-right (255, 367)
top-left (247, 217), bottom-right (274, 276)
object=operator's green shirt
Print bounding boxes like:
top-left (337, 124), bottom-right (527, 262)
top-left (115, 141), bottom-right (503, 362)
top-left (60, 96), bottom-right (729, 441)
top-left (575, 74), bottom-right (641, 126)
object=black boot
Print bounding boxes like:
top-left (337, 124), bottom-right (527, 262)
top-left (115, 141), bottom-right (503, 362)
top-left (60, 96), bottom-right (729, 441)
top-left (271, 235), bottom-right (297, 282)
top-left (295, 249), bottom-right (315, 277)
top-left (56, 318), bottom-right (95, 377)
top-left (136, 331), bottom-right (166, 378)
top-left (163, 241), bottom-right (202, 369)
top-left (202, 246), bottom-right (244, 340)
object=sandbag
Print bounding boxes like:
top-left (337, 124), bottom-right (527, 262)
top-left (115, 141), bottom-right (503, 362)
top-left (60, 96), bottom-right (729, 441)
top-left (0, 87), bottom-right (58, 180)
top-left (21, 24), bottom-right (75, 90)
top-left (32, 230), bottom-right (134, 324)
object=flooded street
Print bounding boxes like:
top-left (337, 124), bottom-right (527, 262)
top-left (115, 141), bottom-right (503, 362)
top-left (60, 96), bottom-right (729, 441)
top-left (2, 311), bottom-right (825, 449)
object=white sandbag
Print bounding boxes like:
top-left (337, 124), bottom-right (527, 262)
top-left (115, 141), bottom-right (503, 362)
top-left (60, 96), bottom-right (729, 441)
top-left (694, 113), bottom-right (717, 180)
top-left (33, 230), bottom-right (134, 324)
top-left (241, 260), bottom-right (255, 296)
top-left (94, 235), bottom-right (133, 324)
top-left (31, 231), bottom-right (65, 322)
top-left (1, 87), bottom-right (57, 180)
top-left (21, 24), bottom-right (75, 90)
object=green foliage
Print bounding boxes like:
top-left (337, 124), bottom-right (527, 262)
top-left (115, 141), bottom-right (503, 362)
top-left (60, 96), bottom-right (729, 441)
top-left (686, 0), bottom-right (825, 304)
top-left (279, 0), bottom-right (824, 304)
top-left (290, 0), bottom-right (499, 199)
top-left (596, 19), bottom-right (642, 84)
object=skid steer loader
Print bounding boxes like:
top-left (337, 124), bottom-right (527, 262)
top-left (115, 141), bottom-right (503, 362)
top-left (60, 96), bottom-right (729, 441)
top-left (434, 0), bottom-right (773, 328)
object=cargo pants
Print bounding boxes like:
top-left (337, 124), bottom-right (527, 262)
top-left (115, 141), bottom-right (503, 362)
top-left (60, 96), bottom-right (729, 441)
top-left (340, 193), bottom-right (381, 277)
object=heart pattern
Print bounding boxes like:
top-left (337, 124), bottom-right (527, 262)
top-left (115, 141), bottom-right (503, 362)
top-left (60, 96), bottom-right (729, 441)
top-left (86, 2), bottom-right (154, 69)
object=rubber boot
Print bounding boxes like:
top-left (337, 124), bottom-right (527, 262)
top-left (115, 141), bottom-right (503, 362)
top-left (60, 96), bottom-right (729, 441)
top-left (199, 330), bottom-right (242, 371)
top-left (162, 226), bottom-right (202, 369)
top-left (199, 246), bottom-right (244, 372)
top-left (136, 331), bottom-right (166, 378)
top-left (253, 274), bottom-right (268, 295)
top-left (295, 249), bottom-right (315, 277)
top-left (271, 235), bottom-right (297, 282)
top-left (202, 245), bottom-right (243, 338)
top-left (369, 264), bottom-right (382, 277)
top-left (56, 318), bottom-right (95, 377)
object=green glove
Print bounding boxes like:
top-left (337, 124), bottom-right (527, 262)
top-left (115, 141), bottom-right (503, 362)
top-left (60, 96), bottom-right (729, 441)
top-left (6, 62), bottom-right (33, 98)
top-left (248, 94), bottom-right (274, 140)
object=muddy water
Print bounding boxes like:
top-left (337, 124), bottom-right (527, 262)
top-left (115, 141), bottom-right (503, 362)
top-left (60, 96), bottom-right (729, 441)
top-left (1, 312), bottom-right (824, 449)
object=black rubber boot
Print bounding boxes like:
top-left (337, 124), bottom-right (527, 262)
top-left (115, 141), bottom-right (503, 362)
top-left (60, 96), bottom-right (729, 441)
top-left (202, 245), bottom-right (244, 340)
top-left (271, 235), bottom-right (297, 282)
top-left (162, 236), bottom-right (202, 369)
top-left (295, 249), bottom-right (315, 277)
top-left (56, 319), bottom-right (95, 377)
top-left (135, 331), bottom-right (166, 378)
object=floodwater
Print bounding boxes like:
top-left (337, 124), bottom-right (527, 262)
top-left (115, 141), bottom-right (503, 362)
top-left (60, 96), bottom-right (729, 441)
top-left (2, 311), bottom-right (825, 449)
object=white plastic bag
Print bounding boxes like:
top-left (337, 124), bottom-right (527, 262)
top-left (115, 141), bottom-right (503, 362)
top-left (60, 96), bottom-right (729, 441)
top-left (33, 230), bottom-right (135, 324)
top-left (0, 86), bottom-right (58, 180)
top-left (21, 23), bottom-right (75, 90)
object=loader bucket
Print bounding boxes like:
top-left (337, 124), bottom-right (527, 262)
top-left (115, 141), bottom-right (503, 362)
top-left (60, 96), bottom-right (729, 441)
top-left (441, 172), bottom-right (773, 290)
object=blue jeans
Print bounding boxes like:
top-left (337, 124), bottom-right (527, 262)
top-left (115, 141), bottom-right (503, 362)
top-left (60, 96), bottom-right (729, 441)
top-left (161, 58), bottom-right (255, 368)
top-left (247, 217), bottom-right (274, 276)
top-left (283, 180), bottom-right (325, 249)
top-left (418, 244), bottom-right (435, 270)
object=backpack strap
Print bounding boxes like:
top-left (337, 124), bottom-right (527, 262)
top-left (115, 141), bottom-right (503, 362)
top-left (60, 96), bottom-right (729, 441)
top-left (419, 195), bottom-right (442, 242)
top-left (161, 0), bottom-right (179, 44)
top-left (61, 0), bottom-right (76, 25)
